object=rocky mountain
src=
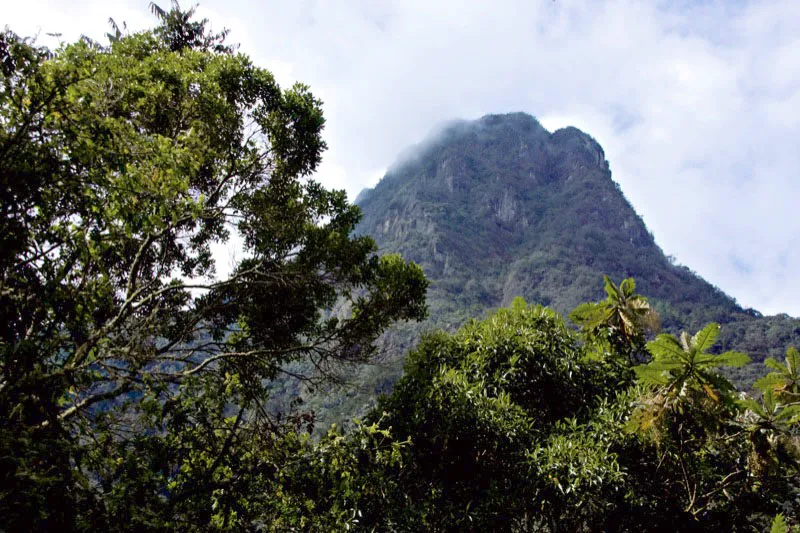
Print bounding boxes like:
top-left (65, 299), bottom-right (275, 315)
top-left (305, 112), bottom-right (800, 424)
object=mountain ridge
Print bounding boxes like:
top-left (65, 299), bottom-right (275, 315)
top-left (357, 113), bottom-right (749, 323)
top-left (305, 112), bottom-right (799, 424)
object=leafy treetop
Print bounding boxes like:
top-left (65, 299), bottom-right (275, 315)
top-left (0, 4), bottom-right (426, 529)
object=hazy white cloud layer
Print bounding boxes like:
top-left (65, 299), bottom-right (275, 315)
top-left (5, 0), bottom-right (800, 315)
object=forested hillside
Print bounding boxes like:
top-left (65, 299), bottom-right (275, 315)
top-left (2, 5), bottom-right (798, 530)
top-left (305, 113), bottom-right (800, 422)
top-left (358, 112), bottom-right (793, 331)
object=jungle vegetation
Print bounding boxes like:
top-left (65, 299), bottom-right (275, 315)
top-left (1, 4), bottom-right (798, 531)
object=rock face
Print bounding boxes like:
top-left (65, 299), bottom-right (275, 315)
top-left (357, 113), bottom-right (733, 326)
top-left (305, 112), bottom-right (800, 425)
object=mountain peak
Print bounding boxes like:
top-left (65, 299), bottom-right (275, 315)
top-left (476, 111), bottom-right (547, 130)
top-left (356, 112), bottom-right (741, 326)
top-left (327, 112), bottom-right (800, 424)
top-left (379, 113), bottom-right (548, 178)
top-left (550, 126), bottom-right (608, 171)
top-left (367, 114), bottom-right (607, 198)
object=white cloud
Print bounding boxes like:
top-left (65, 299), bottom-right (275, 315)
top-left (6, 0), bottom-right (800, 315)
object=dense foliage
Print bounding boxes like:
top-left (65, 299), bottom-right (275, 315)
top-left (2, 5), bottom-right (799, 531)
top-left (361, 282), bottom-right (800, 531)
top-left (0, 5), bottom-right (426, 530)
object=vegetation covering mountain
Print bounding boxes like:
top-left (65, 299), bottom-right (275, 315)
top-left (2, 4), bottom-right (799, 529)
top-left (310, 112), bottom-right (800, 423)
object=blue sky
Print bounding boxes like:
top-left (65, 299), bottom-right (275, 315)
top-left (6, 0), bottom-right (800, 316)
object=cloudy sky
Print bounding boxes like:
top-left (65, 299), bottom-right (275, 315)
top-left (6, 0), bottom-right (800, 316)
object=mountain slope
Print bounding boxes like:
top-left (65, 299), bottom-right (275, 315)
top-left (358, 113), bottom-right (744, 327)
top-left (308, 112), bottom-right (800, 424)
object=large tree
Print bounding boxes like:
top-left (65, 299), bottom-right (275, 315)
top-left (369, 298), bottom-right (613, 530)
top-left (0, 4), bottom-right (426, 529)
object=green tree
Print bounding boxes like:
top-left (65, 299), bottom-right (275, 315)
top-left (633, 323), bottom-right (750, 404)
top-left (571, 275), bottom-right (658, 366)
top-left (369, 298), bottom-right (621, 530)
top-left (341, 288), bottom-right (799, 531)
top-left (755, 346), bottom-right (800, 402)
top-left (0, 5), bottom-right (426, 529)
top-left (738, 388), bottom-right (800, 475)
top-left (623, 324), bottom-right (798, 525)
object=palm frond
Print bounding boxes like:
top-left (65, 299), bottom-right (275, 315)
top-left (775, 404), bottom-right (800, 424)
top-left (786, 346), bottom-right (799, 374)
top-left (647, 334), bottom-right (685, 361)
top-left (602, 275), bottom-right (623, 302)
top-left (619, 277), bottom-right (636, 296)
top-left (626, 298), bottom-right (650, 310)
top-left (679, 331), bottom-right (691, 352)
top-left (739, 397), bottom-right (767, 418)
top-left (754, 373), bottom-right (790, 393)
top-left (149, 2), bottom-right (167, 19)
top-left (692, 322), bottom-right (719, 353)
top-left (712, 351), bottom-right (750, 368)
top-left (764, 357), bottom-right (787, 374)
top-left (633, 365), bottom-right (672, 387)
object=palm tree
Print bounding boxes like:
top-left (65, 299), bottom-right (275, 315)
top-left (755, 346), bottom-right (800, 402)
top-left (744, 346), bottom-right (800, 474)
top-left (634, 323), bottom-right (750, 401)
top-left (738, 388), bottom-right (800, 477)
top-left (739, 389), bottom-right (800, 435)
top-left (570, 276), bottom-right (657, 364)
top-left (627, 324), bottom-right (753, 517)
top-left (148, 1), bottom-right (234, 53)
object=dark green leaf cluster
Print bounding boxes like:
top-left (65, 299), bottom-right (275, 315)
top-left (360, 285), bottom-right (800, 531)
top-left (0, 6), bottom-right (426, 530)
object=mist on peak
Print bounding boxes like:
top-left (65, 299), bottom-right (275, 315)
top-left (315, 110), bottom-right (800, 428)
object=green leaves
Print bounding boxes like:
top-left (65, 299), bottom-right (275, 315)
top-left (692, 322), bottom-right (719, 353)
top-left (634, 323), bottom-right (749, 400)
top-left (570, 275), bottom-right (657, 368)
top-left (632, 363), bottom-right (674, 387)
top-left (370, 300), bottom-right (592, 529)
top-left (771, 514), bottom-right (790, 533)
top-left (646, 332), bottom-right (688, 361)
top-left (0, 5), bottom-right (429, 530)
top-left (755, 346), bottom-right (800, 400)
top-left (740, 388), bottom-right (800, 428)
top-left (528, 425), bottom-right (624, 499)
top-left (711, 350), bottom-right (751, 368)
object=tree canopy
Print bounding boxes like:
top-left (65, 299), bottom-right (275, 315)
top-left (0, 5), bottom-right (425, 529)
top-left (363, 288), bottom-right (800, 531)
top-left (1, 4), bottom-right (799, 531)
